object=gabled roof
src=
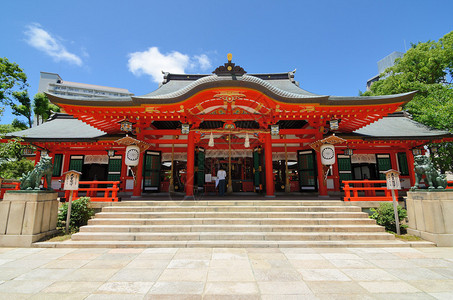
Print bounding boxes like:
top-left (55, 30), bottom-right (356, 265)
top-left (342, 112), bottom-right (451, 139)
top-left (46, 70), bottom-right (416, 107)
top-left (6, 113), bottom-right (106, 141)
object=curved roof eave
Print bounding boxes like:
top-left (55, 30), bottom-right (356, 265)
top-left (46, 79), bottom-right (417, 108)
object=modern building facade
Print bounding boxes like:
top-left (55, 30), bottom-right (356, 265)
top-left (366, 51), bottom-right (404, 91)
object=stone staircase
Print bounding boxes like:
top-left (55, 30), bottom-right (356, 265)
top-left (40, 200), bottom-right (413, 248)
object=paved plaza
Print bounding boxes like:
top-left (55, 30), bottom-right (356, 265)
top-left (0, 247), bottom-right (452, 299)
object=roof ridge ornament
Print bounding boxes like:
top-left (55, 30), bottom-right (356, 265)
top-left (213, 53), bottom-right (246, 76)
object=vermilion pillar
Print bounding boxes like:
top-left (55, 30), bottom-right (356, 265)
top-left (186, 131), bottom-right (195, 197)
top-left (316, 133), bottom-right (328, 197)
top-left (332, 160), bottom-right (340, 192)
top-left (34, 150), bottom-right (41, 166)
top-left (406, 149), bottom-right (416, 187)
top-left (132, 151), bottom-right (144, 197)
top-left (264, 133), bottom-right (275, 197)
top-left (63, 153), bottom-right (71, 174)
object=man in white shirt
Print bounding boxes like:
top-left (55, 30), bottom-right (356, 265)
top-left (217, 166), bottom-right (227, 196)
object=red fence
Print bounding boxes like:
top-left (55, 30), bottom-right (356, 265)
top-left (64, 181), bottom-right (120, 202)
top-left (0, 182), bottom-right (20, 199)
top-left (343, 180), bottom-right (397, 201)
top-left (447, 181), bottom-right (453, 190)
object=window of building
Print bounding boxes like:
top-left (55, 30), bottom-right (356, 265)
top-left (52, 154), bottom-right (63, 177)
top-left (69, 155), bottom-right (84, 172)
top-left (397, 152), bottom-right (409, 176)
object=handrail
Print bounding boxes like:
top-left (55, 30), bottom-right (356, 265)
top-left (447, 181), bottom-right (453, 190)
top-left (0, 182), bottom-right (20, 199)
top-left (343, 180), bottom-right (397, 202)
top-left (64, 180), bottom-right (120, 202)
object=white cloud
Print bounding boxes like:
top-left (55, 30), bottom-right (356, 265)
top-left (128, 47), bottom-right (212, 83)
top-left (194, 54), bottom-right (212, 71)
top-left (24, 24), bottom-right (83, 66)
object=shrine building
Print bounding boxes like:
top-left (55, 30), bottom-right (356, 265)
top-left (8, 55), bottom-right (453, 198)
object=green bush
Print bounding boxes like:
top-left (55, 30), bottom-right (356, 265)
top-left (370, 202), bottom-right (408, 234)
top-left (57, 197), bottom-right (94, 233)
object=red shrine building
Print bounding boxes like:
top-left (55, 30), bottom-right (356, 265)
top-left (8, 56), bottom-right (453, 198)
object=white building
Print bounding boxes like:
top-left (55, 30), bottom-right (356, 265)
top-left (366, 51), bottom-right (404, 91)
top-left (36, 72), bottom-right (134, 126)
top-left (38, 72), bottom-right (134, 98)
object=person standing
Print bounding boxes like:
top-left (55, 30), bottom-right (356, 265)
top-left (217, 166), bottom-right (227, 196)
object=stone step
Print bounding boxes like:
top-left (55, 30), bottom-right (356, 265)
top-left (93, 211), bottom-right (369, 219)
top-left (102, 205), bottom-right (361, 213)
top-left (112, 200), bottom-right (346, 207)
top-left (87, 217), bottom-right (378, 226)
top-left (71, 231), bottom-right (394, 242)
top-left (79, 224), bottom-right (385, 233)
top-left (35, 239), bottom-right (411, 248)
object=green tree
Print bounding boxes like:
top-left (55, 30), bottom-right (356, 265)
top-left (0, 57), bottom-right (28, 106)
top-left (364, 31), bottom-right (453, 171)
top-left (33, 93), bottom-right (60, 125)
top-left (11, 91), bottom-right (32, 128)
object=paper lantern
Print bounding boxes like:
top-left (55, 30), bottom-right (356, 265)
top-left (125, 145), bottom-right (140, 166)
top-left (320, 144), bottom-right (335, 165)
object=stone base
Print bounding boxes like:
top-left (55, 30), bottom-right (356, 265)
top-left (0, 230), bottom-right (59, 247)
top-left (407, 228), bottom-right (453, 247)
top-left (406, 191), bottom-right (453, 247)
top-left (0, 190), bottom-right (59, 247)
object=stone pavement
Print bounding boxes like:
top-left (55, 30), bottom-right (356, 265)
top-left (0, 247), bottom-right (452, 299)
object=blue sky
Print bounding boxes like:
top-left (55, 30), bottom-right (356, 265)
top-left (2, 0), bottom-right (453, 125)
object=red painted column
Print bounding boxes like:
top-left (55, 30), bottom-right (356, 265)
top-left (186, 131), bottom-right (195, 197)
top-left (63, 153), bottom-right (71, 173)
top-left (34, 150), bottom-right (41, 166)
top-left (264, 133), bottom-right (275, 197)
top-left (132, 151), bottom-right (144, 197)
top-left (390, 151), bottom-right (398, 171)
top-left (316, 133), bottom-right (328, 197)
top-left (332, 159), bottom-right (340, 192)
top-left (406, 149), bottom-right (416, 186)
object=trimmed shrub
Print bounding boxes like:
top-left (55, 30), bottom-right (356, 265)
top-left (57, 197), bottom-right (94, 233)
top-left (370, 202), bottom-right (408, 234)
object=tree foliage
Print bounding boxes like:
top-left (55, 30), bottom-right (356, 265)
top-left (11, 91), bottom-right (32, 128)
top-left (364, 31), bottom-right (453, 171)
top-left (0, 57), bottom-right (28, 106)
top-left (33, 93), bottom-right (60, 125)
top-left (370, 202), bottom-right (408, 234)
top-left (57, 197), bottom-right (94, 233)
top-left (0, 159), bottom-right (34, 180)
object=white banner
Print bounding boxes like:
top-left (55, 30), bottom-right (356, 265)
top-left (271, 152), bottom-right (297, 161)
top-left (351, 154), bottom-right (377, 164)
top-left (83, 155), bottom-right (109, 164)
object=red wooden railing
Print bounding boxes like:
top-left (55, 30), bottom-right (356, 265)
top-left (343, 180), bottom-right (397, 201)
top-left (447, 181), bottom-right (453, 190)
top-left (0, 182), bottom-right (20, 199)
top-left (64, 180), bottom-right (120, 202)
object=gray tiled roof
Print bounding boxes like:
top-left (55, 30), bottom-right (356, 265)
top-left (6, 114), bottom-right (106, 141)
top-left (6, 112), bottom-right (450, 142)
top-left (351, 113), bottom-right (450, 139)
top-left (134, 74), bottom-right (325, 100)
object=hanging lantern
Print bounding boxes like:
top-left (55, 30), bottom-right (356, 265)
top-left (244, 133), bottom-right (250, 148)
top-left (412, 148), bottom-right (422, 156)
top-left (330, 119), bottom-right (339, 131)
top-left (270, 125), bottom-right (279, 136)
top-left (125, 145), bottom-right (140, 166)
top-left (320, 144), bottom-right (336, 165)
top-left (181, 124), bottom-right (190, 135)
top-left (208, 132), bottom-right (214, 147)
top-left (119, 119), bottom-right (134, 132)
